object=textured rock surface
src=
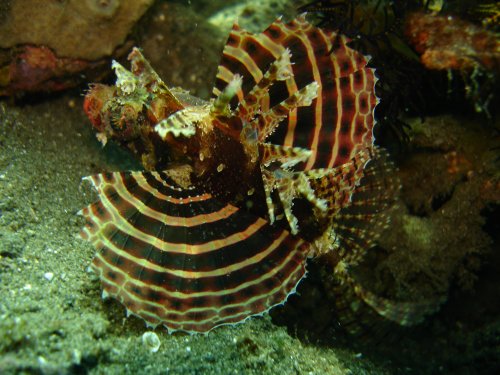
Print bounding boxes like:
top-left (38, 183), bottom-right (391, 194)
top-left (0, 0), bottom-right (154, 60)
top-left (376, 116), bottom-right (499, 299)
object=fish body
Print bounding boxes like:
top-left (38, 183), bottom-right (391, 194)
top-left (80, 15), bottom-right (404, 334)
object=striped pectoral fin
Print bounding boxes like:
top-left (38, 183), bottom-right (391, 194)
top-left (79, 170), bottom-right (311, 333)
top-left (214, 15), bottom-right (377, 171)
top-left (258, 143), bottom-right (326, 234)
top-left (252, 82), bottom-right (319, 142)
top-left (307, 147), bottom-right (373, 219)
top-left (236, 48), bottom-right (293, 121)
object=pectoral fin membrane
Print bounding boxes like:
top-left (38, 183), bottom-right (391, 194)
top-left (80, 171), bottom-right (310, 333)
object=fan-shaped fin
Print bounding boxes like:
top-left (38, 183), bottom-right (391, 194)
top-left (311, 149), bottom-right (399, 259)
top-left (308, 147), bottom-right (373, 220)
top-left (236, 48), bottom-right (293, 122)
top-left (330, 149), bottom-right (400, 263)
top-left (79, 171), bottom-right (311, 333)
top-left (214, 15), bottom-right (377, 170)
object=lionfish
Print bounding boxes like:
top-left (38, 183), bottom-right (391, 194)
top-left (80, 15), bottom-right (431, 334)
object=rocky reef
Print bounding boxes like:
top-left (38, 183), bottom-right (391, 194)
top-left (0, 0), bottom-right (154, 60)
top-left (0, 0), bottom-right (154, 95)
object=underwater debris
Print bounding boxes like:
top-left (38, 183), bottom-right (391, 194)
top-left (79, 15), bottom-right (423, 334)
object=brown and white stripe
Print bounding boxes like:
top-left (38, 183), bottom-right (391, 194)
top-left (80, 171), bottom-right (310, 333)
top-left (214, 15), bottom-right (377, 171)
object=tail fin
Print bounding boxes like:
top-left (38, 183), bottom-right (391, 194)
top-left (320, 150), bottom-right (444, 331)
top-left (327, 262), bottom-right (446, 343)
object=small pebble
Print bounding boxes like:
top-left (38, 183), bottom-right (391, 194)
top-left (142, 331), bottom-right (161, 353)
top-left (44, 272), bottom-right (54, 282)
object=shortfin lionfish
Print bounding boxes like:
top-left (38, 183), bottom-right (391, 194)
top-left (80, 15), bottom-right (436, 334)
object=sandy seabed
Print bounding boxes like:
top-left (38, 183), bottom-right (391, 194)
top-left (0, 96), bottom-right (392, 374)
